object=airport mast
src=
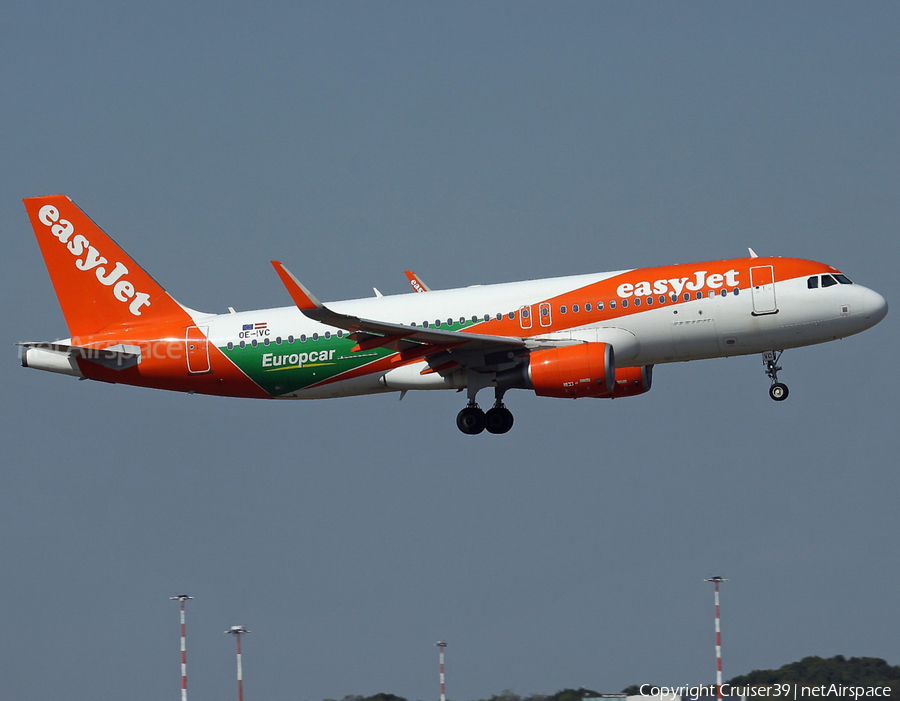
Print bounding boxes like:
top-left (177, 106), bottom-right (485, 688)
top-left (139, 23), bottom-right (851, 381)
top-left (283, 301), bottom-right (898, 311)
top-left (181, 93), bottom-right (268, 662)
top-left (704, 577), bottom-right (728, 700)
top-left (435, 641), bottom-right (447, 701)
top-left (226, 626), bottom-right (251, 701)
top-left (170, 595), bottom-right (193, 701)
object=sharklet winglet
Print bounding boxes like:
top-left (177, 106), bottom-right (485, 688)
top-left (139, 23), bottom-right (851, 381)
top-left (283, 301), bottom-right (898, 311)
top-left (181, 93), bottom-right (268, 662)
top-left (271, 261), bottom-right (323, 311)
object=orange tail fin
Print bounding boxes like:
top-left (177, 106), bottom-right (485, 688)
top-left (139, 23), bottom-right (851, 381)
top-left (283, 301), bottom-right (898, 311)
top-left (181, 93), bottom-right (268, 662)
top-left (23, 195), bottom-right (186, 336)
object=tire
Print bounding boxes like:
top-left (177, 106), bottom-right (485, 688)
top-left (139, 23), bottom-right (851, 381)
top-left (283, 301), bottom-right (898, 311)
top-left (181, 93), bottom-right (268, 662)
top-left (485, 407), bottom-right (514, 434)
top-left (456, 406), bottom-right (486, 434)
top-left (769, 382), bottom-right (789, 401)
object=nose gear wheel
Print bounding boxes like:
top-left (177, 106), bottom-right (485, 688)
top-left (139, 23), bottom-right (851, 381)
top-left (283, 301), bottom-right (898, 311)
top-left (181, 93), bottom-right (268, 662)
top-left (762, 350), bottom-right (789, 401)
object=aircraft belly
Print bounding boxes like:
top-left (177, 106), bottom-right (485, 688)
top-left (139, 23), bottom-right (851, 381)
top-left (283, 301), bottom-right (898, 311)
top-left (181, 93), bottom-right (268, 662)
top-left (287, 375), bottom-right (390, 399)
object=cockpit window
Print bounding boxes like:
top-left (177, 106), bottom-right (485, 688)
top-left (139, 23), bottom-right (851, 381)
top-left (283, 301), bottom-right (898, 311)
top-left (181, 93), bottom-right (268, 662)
top-left (821, 274), bottom-right (838, 288)
top-left (807, 276), bottom-right (818, 289)
top-left (834, 274), bottom-right (853, 284)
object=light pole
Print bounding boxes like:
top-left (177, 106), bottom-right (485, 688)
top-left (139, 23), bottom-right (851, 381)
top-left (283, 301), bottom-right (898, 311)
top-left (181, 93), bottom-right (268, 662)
top-left (704, 577), bottom-right (728, 700)
top-left (436, 641), bottom-right (447, 701)
top-left (226, 625), bottom-right (251, 701)
top-left (170, 595), bottom-right (193, 701)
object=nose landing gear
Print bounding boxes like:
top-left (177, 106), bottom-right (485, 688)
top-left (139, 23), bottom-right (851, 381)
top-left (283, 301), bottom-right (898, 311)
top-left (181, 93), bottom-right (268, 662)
top-left (763, 350), bottom-right (789, 401)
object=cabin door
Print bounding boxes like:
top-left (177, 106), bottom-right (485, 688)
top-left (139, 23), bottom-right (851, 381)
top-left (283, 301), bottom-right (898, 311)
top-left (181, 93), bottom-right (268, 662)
top-left (750, 265), bottom-right (778, 315)
top-left (186, 326), bottom-right (211, 374)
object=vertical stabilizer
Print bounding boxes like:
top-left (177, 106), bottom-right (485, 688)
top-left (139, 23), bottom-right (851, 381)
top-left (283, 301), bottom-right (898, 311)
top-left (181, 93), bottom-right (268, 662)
top-left (23, 195), bottom-right (186, 336)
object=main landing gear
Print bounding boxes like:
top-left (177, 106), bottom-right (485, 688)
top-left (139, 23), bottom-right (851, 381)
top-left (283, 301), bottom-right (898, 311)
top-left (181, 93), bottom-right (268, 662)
top-left (457, 388), bottom-right (515, 435)
top-left (763, 350), bottom-right (789, 401)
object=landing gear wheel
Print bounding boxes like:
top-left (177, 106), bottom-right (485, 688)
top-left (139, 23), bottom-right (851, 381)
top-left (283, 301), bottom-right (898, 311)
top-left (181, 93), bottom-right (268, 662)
top-left (485, 406), bottom-right (515, 434)
top-left (456, 406), bottom-right (486, 434)
top-left (762, 351), bottom-right (789, 402)
top-left (769, 382), bottom-right (789, 401)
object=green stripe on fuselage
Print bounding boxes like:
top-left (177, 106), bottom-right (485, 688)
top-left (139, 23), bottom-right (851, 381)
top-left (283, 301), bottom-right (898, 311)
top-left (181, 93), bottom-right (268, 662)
top-left (220, 336), bottom-right (393, 396)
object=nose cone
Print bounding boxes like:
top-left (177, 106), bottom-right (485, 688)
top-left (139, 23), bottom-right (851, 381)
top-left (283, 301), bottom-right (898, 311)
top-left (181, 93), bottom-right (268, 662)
top-left (860, 287), bottom-right (888, 326)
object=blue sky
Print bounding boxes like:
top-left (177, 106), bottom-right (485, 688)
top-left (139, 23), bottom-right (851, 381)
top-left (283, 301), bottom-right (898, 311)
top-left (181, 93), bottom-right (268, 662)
top-left (2, 3), bottom-right (898, 699)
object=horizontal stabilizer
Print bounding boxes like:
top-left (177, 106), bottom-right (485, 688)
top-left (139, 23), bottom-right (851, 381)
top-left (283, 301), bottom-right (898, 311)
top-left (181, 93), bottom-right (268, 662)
top-left (19, 342), bottom-right (141, 376)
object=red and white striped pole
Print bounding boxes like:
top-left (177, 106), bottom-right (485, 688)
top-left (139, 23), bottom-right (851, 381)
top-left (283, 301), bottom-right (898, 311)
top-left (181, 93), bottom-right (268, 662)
top-left (226, 626), bottom-right (251, 701)
top-left (170, 595), bottom-right (193, 701)
top-left (704, 577), bottom-right (727, 700)
top-left (436, 641), bottom-right (447, 701)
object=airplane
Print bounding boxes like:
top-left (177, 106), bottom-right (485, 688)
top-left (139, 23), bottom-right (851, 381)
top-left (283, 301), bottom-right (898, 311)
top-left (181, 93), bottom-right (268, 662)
top-left (19, 194), bottom-right (888, 435)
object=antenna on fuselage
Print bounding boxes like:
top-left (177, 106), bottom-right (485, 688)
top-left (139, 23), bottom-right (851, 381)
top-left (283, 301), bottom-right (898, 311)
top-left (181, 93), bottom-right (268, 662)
top-left (748, 247), bottom-right (759, 258)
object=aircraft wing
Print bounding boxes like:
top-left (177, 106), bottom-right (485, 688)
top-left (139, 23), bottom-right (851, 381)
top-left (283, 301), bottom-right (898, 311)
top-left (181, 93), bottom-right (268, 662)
top-left (271, 262), bottom-right (564, 372)
top-left (404, 270), bottom-right (431, 292)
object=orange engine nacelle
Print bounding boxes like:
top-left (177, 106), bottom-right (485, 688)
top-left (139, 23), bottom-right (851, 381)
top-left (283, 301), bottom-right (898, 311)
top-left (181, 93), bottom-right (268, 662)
top-left (528, 343), bottom-right (615, 398)
top-left (609, 365), bottom-right (653, 398)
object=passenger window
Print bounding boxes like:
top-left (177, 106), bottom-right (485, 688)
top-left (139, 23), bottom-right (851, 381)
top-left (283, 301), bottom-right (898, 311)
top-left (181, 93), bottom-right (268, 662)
top-left (288, 335), bottom-right (295, 343)
top-left (423, 321), bottom-right (429, 328)
top-left (733, 288), bottom-right (740, 295)
top-left (598, 301), bottom-right (604, 310)
top-left (324, 332), bottom-right (331, 340)
top-left (683, 293), bottom-right (691, 301)
top-left (540, 308), bottom-right (549, 317)
top-left (299, 334), bottom-right (306, 342)
top-left (585, 303), bottom-right (592, 312)
top-left (227, 342), bottom-right (234, 350)
top-left (634, 298), bottom-right (640, 307)
top-left (560, 306), bottom-right (567, 314)
top-left (720, 289), bottom-right (727, 297)
top-left (696, 291), bottom-right (703, 300)
top-left (609, 300), bottom-right (616, 309)
top-left (807, 276), bottom-right (819, 289)
top-left (622, 299), bottom-right (629, 308)
top-left (572, 304), bottom-right (579, 313)
top-left (659, 295), bottom-right (666, 304)
top-left (647, 297), bottom-right (653, 305)
top-left (312, 333), bottom-right (319, 341)
top-left (460, 317), bottom-right (466, 325)
top-left (508, 312), bottom-right (515, 320)
top-left (435, 320), bottom-right (441, 327)
top-left (484, 314), bottom-right (490, 322)
top-left (671, 294), bottom-right (678, 303)
top-left (822, 275), bottom-right (838, 288)
top-left (496, 313), bottom-right (502, 320)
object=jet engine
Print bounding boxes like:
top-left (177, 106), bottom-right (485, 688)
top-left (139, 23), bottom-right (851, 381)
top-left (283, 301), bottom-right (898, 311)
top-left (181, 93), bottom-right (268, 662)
top-left (608, 365), bottom-right (653, 398)
top-left (527, 342), bottom-right (615, 398)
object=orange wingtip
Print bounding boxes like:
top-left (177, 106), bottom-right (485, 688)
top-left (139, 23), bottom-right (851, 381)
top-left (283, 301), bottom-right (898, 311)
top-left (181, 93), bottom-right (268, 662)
top-left (271, 261), bottom-right (321, 311)
top-left (404, 270), bottom-right (430, 293)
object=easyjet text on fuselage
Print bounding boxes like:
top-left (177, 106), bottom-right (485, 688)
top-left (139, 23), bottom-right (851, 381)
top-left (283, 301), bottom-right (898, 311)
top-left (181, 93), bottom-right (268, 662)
top-left (616, 268), bottom-right (741, 299)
